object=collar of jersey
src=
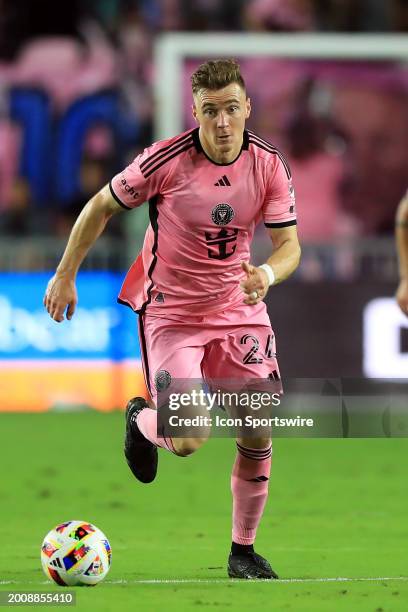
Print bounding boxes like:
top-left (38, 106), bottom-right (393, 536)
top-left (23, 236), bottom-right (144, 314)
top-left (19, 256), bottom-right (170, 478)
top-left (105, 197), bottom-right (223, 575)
top-left (192, 128), bottom-right (249, 166)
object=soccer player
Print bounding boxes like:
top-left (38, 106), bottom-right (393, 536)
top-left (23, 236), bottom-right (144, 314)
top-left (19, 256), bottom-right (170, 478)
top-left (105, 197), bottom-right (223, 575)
top-left (396, 190), bottom-right (408, 316)
top-left (44, 59), bottom-right (301, 579)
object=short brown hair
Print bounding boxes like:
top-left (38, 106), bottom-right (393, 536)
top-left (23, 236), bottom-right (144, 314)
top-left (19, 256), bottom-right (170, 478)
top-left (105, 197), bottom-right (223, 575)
top-left (191, 59), bottom-right (246, 95)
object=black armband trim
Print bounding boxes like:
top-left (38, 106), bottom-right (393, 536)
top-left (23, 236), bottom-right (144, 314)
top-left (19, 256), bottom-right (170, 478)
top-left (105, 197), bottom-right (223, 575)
top-left (109, 181), bottom-right (132, 210)
top-left (265, 219), bottom-right (297, 228)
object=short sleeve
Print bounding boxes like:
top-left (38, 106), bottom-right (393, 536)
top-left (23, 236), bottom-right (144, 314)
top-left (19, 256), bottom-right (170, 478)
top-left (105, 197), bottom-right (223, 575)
top-left (110, 148), bottom-right (165, 210)
top-left (262, 155), bottom-right (297, 228)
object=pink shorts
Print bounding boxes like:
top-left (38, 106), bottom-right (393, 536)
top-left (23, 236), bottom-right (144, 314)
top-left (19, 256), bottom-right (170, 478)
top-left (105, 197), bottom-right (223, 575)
top-left (138, 302), bottom-right (281, 405)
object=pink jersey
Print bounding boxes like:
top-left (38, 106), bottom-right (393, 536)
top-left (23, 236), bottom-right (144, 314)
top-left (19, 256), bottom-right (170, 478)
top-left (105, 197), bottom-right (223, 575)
top-left (110, 128), bottom-right (296, 316)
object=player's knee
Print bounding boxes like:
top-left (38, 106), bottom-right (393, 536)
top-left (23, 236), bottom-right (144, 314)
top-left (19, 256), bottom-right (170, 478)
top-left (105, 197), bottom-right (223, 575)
top-left (172, 436), bottom-right (208, 457)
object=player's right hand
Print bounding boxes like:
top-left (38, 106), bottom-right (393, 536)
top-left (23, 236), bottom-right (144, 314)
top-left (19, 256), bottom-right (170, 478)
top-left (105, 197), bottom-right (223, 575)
top-left (43, 274), bottom-right (78, 322)
top-left (396, 279), bottom-right (408, 317)
top-left (240, 261), bottom-right (269, 305)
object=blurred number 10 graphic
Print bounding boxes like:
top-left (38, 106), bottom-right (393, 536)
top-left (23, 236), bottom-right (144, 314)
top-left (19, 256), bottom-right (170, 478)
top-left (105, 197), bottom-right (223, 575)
top-left (10, 89), bottom-right (136, 205)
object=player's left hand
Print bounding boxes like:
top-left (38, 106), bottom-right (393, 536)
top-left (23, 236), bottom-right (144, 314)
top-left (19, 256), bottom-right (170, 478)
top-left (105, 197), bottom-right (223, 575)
top-left (240, 261), bottom-right (269, 305)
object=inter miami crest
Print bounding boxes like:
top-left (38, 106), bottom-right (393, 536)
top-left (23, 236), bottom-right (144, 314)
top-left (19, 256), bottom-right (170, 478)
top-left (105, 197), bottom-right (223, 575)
top-left (211, 203), bottom-right (235, 226)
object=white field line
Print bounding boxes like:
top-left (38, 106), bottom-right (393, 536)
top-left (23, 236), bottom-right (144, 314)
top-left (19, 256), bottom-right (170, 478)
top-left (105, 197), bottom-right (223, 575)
top-left (1, 577), bottom-right (408, 586)
top-left (107, 576), bottom-right (408, 585)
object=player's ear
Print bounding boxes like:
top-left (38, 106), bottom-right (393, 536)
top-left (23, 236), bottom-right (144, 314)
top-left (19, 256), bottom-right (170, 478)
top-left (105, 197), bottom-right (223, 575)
top-left (245, 97), bottom-right (251, 119)
top-left (192, 103), bottom-right (198, 123)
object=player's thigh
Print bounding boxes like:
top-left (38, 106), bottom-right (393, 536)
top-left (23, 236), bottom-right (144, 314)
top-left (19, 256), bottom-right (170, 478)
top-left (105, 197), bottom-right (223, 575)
top-left (204, 320), bottom-right (280, 384)
top-left (139, 315), bottom-right (211, 452)
top-left (139, 314), bottom-right (205, 404)
top-left (203, 308), bottom-right (280, 439)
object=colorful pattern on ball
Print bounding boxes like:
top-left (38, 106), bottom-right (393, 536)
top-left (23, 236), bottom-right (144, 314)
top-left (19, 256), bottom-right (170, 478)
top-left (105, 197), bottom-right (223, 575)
top-left (40, 520), bottom-right (111, 586)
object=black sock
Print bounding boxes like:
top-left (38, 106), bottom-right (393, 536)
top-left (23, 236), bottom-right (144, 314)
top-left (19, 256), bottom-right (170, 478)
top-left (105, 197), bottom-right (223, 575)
top-left (231, 542), bottom-right (254, 556)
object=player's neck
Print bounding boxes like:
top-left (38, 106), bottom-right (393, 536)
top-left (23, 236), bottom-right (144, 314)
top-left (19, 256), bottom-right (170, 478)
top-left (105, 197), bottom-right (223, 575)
top-left (199, 130), bottom-right (243, 164)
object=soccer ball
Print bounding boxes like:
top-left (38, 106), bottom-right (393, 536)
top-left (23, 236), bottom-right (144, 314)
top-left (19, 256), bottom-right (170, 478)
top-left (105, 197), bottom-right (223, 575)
top-left (41, 520), bottom-right (111, 586)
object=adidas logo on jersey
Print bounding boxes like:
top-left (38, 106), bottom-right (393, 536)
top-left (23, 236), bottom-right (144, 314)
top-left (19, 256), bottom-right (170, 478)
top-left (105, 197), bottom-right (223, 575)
top-left (154, 292), bottom-right (165, 303)
top-left (214, 175), bottom-right (231, 186)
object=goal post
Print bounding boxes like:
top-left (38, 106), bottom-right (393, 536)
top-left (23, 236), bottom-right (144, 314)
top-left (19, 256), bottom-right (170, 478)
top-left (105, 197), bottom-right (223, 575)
top-left (153, 32), bottom-right (408, 140)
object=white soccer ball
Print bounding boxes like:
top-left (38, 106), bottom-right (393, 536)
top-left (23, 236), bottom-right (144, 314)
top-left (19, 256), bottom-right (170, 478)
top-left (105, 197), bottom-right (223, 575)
top-left (41, 521), bottom-right (111, 586)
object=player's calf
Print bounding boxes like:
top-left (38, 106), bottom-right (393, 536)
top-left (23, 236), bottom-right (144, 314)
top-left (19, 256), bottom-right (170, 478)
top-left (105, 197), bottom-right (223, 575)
top-left (236, 436), bottom-right (271, 450)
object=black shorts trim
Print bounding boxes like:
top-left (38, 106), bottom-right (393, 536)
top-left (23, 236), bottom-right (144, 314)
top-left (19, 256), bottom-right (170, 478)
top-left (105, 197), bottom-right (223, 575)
top-left (117, 297), bottom-right (136, 310)
top-left (138, 313), bottom-right (152, 396)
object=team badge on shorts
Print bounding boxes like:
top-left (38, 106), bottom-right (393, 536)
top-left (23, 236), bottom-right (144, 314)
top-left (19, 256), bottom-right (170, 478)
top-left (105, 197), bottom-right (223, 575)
top-left (211, 203), bottom-right (235, 226)
top-left (154, 369), bottom-right (172, 391)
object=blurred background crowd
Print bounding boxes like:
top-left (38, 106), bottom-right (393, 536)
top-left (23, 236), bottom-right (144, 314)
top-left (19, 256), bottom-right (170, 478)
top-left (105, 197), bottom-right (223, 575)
top-left (0, 0), bottom-right (407, 276)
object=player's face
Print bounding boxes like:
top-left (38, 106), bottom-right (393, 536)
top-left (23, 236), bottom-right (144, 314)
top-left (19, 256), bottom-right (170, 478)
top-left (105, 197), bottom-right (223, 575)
top-left (192, 83), bottom-right (251, 163)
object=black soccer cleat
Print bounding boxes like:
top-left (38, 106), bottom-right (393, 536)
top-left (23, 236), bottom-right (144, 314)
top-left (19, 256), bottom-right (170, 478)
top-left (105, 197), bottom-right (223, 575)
top-left (124, 397), bottom-right (158, 484)
top-left (227, 552), bottom-right (278, 580)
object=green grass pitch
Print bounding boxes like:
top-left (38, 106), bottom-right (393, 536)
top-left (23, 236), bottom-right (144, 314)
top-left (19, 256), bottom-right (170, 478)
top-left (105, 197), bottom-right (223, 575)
top-left (0, 411), bottom-right (407, 611)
